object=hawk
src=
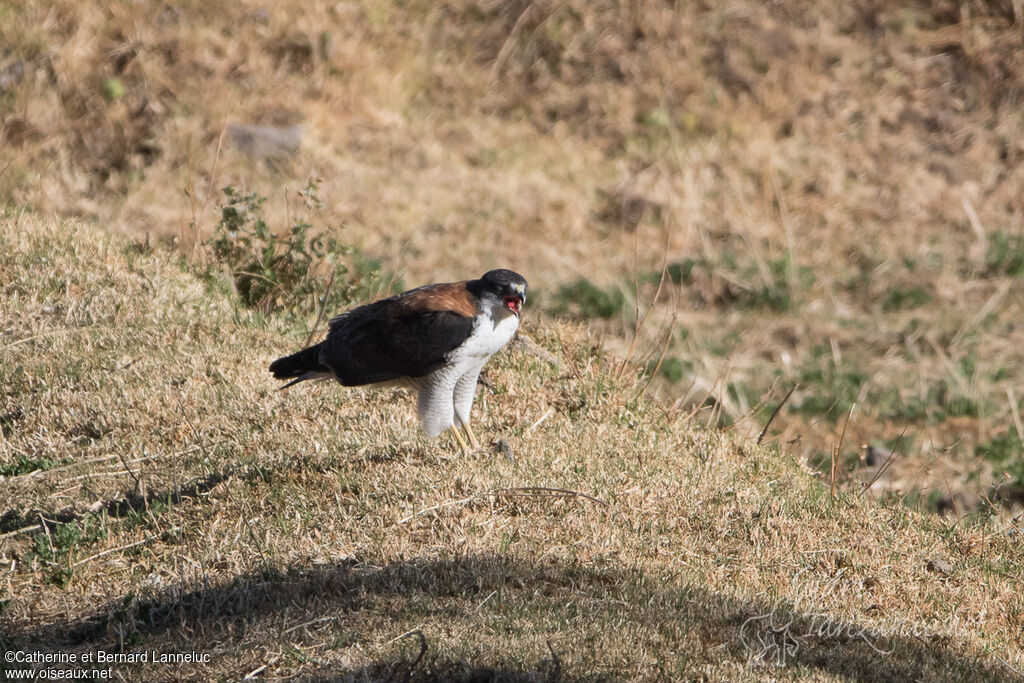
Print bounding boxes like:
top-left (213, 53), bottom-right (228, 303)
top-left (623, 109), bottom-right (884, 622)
top-left (269, 269), bottom-right (528, 453)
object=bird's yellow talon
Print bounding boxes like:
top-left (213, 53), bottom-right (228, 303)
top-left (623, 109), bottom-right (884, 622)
top-left (463, 423), bottom-right (481, 451)
top-left (450, 425), bottom-right (472, 454)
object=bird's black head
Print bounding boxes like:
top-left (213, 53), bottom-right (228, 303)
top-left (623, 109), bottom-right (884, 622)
top-left (471, 269), bottom-right (528, 316)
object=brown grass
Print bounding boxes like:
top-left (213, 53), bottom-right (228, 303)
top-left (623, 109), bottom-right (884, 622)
top-left (2, 0), bottom-right (1024, 678)
top-left (1, 206), bottom-right (1023, 680)
top-left (3, 0), bottom-right (1024, 510)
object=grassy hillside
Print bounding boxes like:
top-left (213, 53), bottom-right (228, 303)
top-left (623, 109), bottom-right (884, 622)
top-left (1, 213), bottom-right (1023, 679)
top-left (2, 0), bottom-right (1024, 679)
top-left (3, 0), bottom-right (1024, 509)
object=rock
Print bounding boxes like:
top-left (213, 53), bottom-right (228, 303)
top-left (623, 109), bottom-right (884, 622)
top-left (226, 123), bottom-right (302, 159)
top-left (493, 439), bottom-right (514, 460)
top-left (2, 117), bottom-right (40, 147)
top-left (925, 557), bottom-right (953, 576)
top-left (991, 483), bottom-right (1024, 508)
top-left (0, 60), bottom-right (25, 92)
top-left (596, 188), bottom-right (664, 231)
top-left (861, 443), bottom-right (893, 467)
top-left (935, 492), bottom-right (979, 516)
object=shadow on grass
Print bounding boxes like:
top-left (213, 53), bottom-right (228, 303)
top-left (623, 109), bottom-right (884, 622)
top-left (0, 470), bottom-right (233, 535)
top-left (4, 554), bottom-right (1018, 682)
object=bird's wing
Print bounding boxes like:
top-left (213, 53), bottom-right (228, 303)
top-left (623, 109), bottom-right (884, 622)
top-left (322, 282), bottom-right (477, 385)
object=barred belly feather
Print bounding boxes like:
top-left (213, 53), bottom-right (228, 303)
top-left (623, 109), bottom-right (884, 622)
top-left (416, 307), bottom-right (519, 437)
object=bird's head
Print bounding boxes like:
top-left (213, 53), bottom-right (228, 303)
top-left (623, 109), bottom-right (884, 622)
top-left (474, 269), bottom-right (528, 317)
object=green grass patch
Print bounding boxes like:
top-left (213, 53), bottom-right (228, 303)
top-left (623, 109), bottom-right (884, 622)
top-left (551, 277), bottom-right (626, 319)
top-left (790, 360), bottom-right (864, 422)
top-left (977, 431), bottom-right (1024, 486)
top-left (648, 356), bottom-right (690, 384)
top-left (984, 231), bottom-right (1024, 277)
top-left (30, 523), bottom-right (83, 588)
top-left (874, 388), bottom-right (930, 422)
top-left (881, 285), bottom-right (932, 311)
top-left (658, 253), bottom-right (811, 312)
top-left (0, 454), bottom-right (65, 477)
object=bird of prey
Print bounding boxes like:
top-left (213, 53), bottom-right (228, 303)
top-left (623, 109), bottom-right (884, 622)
top-left (269, 269), bottom-right (528, 453)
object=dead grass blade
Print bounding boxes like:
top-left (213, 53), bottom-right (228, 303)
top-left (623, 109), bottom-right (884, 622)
top-left (492, 487), bottom-right (609, 508)
top-left (398, 496), bottom-right (478, 524)
top-left (0, 327), bottom-right (104, 352)
top-left (385, 629), bottom-right (428, 683)
top-left (243, 665), bottom-right (267, 680)
top-left (618, 225), bottom-right (671, 379)
top-left (190, 123), bottom-right (227, 263)
top-left (523, 407), bottom-right (554, 437)
top-left (72, 533), bottom-right (161, 567)
top-left (0, 524), bottom-right (43, 540)
top-left (635, 309), bottom-right (678, 400)
top-left (757, 384), bottom-right (797, 445)
top-left (283, 616), bottom-right (336, 635)
top-left (304, 269), bottom-right (336, 347)
top-left (861, 426), bottom-right (909, 496)
top-left (832, 403), bottom-right (856, 497)
top-left (1006, 388), bottom-right (1024, 445)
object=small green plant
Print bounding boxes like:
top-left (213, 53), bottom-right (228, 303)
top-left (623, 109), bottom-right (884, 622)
top-left (984, 231), bottom-right (1024, 277)
top-left (876, 390), bottom-right (929, 422)
top-left (659, 254), bottom-right (807, 312)
top-left (31, 522), bottom-right (82, 588)
top-left (881, 285), bottom-right (932, 311)
top-left (945, 395), bottom-right (979, 418)
top-left (977, 431), bottom-right (1023, 462)
top-left (647, 356), bottom-right (688, 384)
top-left (665, 258), bottom-right (701, 286)
top-left (102, 77), bottom-right (125, 101)
top-left (552, 278), bottom-right (625, 319)
top-left (207, 181), bottom-right (381, 316)
top-left (744, 256), bottom-right (805, 312)
top-left (791, 361), bottom-right (865, 422)
top-left (0, 454), bottom-right (63, 477)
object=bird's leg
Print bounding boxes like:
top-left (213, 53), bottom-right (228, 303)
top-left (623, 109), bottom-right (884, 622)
top-left (462, 422), bottom-right (481, 451)
top-left (449, 425), bottom-right (472, 455)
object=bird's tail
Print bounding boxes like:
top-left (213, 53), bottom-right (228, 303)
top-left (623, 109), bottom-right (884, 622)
top-left (269, 343), bottom-right (331, 389)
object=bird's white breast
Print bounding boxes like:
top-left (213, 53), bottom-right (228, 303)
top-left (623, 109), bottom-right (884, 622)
top-left (453, 306), bottom-right (519, 363)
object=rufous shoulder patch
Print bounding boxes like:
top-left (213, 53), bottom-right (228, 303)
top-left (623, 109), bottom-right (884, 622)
top-left (392, 282), bottom-right (478, 318)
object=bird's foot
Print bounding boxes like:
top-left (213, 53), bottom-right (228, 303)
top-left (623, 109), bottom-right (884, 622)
top-left (449, 426), bottom-right (473, 456)
top-left (463, 423), bottom-right (482, 451)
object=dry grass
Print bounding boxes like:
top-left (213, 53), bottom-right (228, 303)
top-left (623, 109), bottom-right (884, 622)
top-left (3, 0), bottom-right (1024, 511)
top-left (3, 0), bottom-right (1024, 678)
top-left (1, 211), bottom-right (1023, 679)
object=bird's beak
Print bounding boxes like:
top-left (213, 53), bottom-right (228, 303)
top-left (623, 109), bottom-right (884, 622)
top-left (503, 294), bottom-right (524, 316)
